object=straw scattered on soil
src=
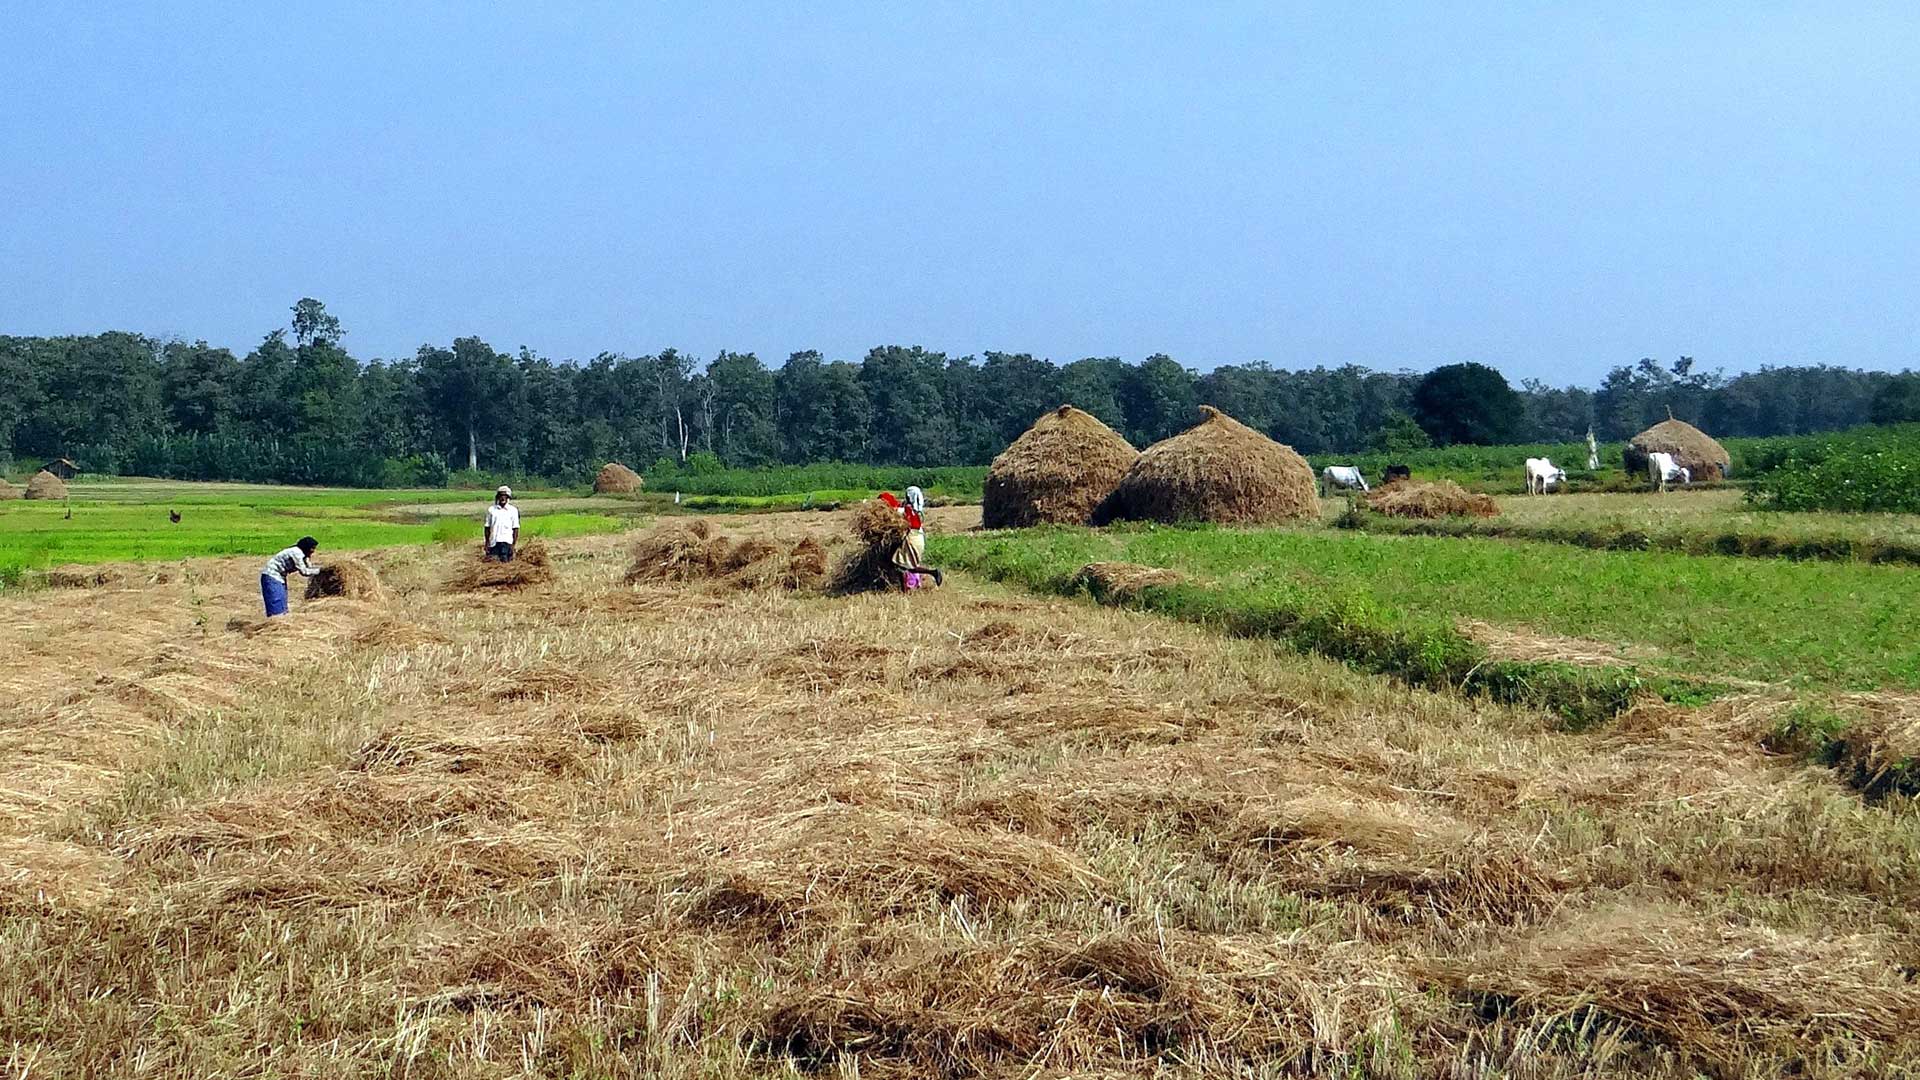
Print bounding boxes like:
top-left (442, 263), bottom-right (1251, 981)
top-left (624, 520), bottom-right (828, 592)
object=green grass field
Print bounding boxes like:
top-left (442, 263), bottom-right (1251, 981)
top-left (933, 523), bottom-right (1920, 692)
top-left (0, 480), bottom-right (630, 581)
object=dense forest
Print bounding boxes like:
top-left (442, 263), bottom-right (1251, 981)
top-left (3, 299), bottom-right (1915, 487)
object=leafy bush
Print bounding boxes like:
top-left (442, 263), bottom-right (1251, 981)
top-left (1746, 448), bottom-right (1920, 512)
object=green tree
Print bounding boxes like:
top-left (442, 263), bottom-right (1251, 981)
top-left (290, 297), bottom-right (343, 348)
top-left (858, 345), bottom-right (949, 464)
top-left (703, 351), bottom-right (779, 465)
top-left (159, 340), bottom-right (242, 436)
top-left (1366, 410), bottom-right (1433, 455)
top-left (1871, 373), bottom-right (1920, 425)
top-left (1410, 362), bottom-right (1522, 446)
top-left (1057, 357), bottom-right (1128, 433)
top-left (1118, 353), bottom-right (1197, 446)
top-left (418, 337), bottom-right (518, 471)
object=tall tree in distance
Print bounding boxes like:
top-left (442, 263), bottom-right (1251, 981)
top-left (1410, 362), bottom-right (1522, 446)
top-left (1119, 353), bottom-right (1198, 446)
top-left (290, 297), bottom-right (343, 348)
top-left (418, 337), bottom-right (517, 471)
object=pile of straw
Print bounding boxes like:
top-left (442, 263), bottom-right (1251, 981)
top-left (592, 462), bottom-right (643, 494)
top-left (982, 405), bottom-right (1137, 527)
top-left (1095, 406), bottom-right (1317, 525)
top-left (1366, 479), bottom-right (1498, 519)
top-left (624, 521), bottom-right (829, 592)
top-left (305, 558), bottom-right (386, 602)
top-left (832, 500), bottom-right (912, 593)
top-left (1073, 561), bottom-right (1186, 603)
top-left (43, 567), bottom-right (126, 589)
top-left (445, 541), bottom-right (553, 591)
top-left (1625, 417), bottom-right (1731, 480)
top-left (0, 478), bottom-right (19, 501)
top-left (24, 471), bottom-right (67, 500)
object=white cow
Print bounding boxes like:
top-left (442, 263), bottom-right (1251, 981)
top-left (1524, 457), bottom-right (1567, 495)
top-left (1647, 451), bottom-right (1691, 492)
top-left (1320, 465), bottom-right (1369, 496)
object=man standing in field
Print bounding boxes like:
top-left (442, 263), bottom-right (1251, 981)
top-left (483, 485), bottom-right (520, 562)
top-left (261, 536), bottom-right (321, 617)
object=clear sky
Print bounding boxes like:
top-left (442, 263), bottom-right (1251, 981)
top-left (2, 3), bottom-right (1916, 383)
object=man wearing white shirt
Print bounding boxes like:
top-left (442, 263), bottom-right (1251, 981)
top-left (483, 486), bottom-right (521, 562)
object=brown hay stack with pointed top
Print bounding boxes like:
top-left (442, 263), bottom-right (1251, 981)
top-left (24, 471), bottom-right (68, 500)
top-left (1094, 406), bottom-right (1317, 525)
top-left (305, 559), bottom-right (386, 602)
top-left (1624, 418), bottom-right (1731, 480)
top-left (592, 462), bottom-right (643, 494)
top-left (983, 405), bottom-right (1138, 528)
top-left (1366, 479), bottom-right (1499, 519)
top-left (0, 477), bottom-right (19, 500)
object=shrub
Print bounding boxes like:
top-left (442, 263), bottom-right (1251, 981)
top-left (1746, 448), bottom-right (1920, 513)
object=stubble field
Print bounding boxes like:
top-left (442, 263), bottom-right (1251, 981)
top-left (5, 507), bottom-right (1920, 1078)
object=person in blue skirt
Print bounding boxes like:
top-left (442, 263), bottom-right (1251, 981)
top-left (260, 536), bottom-right (322, 617)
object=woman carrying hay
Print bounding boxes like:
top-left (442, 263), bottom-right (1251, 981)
top-left (261, 536), bottom-right (322, 617)
top-left (885, 487), bottom-right (944, 590)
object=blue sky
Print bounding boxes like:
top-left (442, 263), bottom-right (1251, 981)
top-left (2, 3), bottom-right (1915, 383)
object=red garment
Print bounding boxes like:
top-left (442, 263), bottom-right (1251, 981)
top-left (903, 507), bottom-right (922, 529)
top-left (878, 491), bottom-right (901, 508)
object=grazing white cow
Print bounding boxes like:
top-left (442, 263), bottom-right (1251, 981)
top-left (1320, 465), bottom-right (1369, 496)
top-left (1647, 451), bottom-right (1691, 492)
top-left (1524, 457), bottom-right (1567, 495)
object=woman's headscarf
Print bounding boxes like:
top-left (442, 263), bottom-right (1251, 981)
top-left (905, 486), bottom-right (926, 515)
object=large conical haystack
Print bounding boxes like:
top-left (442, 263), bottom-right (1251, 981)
top-left (593, 462), bottom-right (644, 494)
top-left (0, 478), bottom-right (19, 501)
top-left (1625, 418), bottom-right (1731, 480)
top-left (24, 471), bottom-right (67, 500)
top-left (1095, 406), bottom-right (1318, 525)
top-left (983, 405), bottom-right (1138, 528)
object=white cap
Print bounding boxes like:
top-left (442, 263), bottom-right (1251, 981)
top-left (497, 485), bottom-right (512, 496)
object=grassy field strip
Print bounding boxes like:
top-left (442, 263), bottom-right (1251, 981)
top-left (932, 524), bottom-right (1920, 696)
top-left (1337, 489), bottom-right (1920, 565)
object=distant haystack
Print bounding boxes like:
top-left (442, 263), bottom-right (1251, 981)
top-left (1625, 418), bottom-right (1731, 480)
top-left (0, 478), bottom-right (19, 501)
top-left (983, 405), bottom-right (1137, 528)
top-left (593, 462), bottom-right (644, 494)
top-left (1095, 406), bottom-right (1317, 525)
top-left (24, 471), bottom-right (67, 500)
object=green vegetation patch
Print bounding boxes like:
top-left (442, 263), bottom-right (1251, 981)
top-left (932, 525), bottom-right (1920, 694)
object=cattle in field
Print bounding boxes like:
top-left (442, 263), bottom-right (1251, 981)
top-left (1647, 451), bottom-right (1691, 492)
top-left (1383, 464), bottom-right (1411, 484)
top-left (1524, 457), bottom-right (1567, 495)
top-left (1320, 465), bottom-right (1369, 496)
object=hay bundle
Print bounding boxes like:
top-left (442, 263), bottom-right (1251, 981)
top-left (1365, 479), bottom-right (1498, 519)
top-left (305, 558), bottom-right (386, 601)
top-left (446, 541), bottom-right (553, 591)
top-left (0, 478), bottom-right (19, 501)
top-left (1625, 417), bottom-right (1731, 480)
top-left (832, 500), bottom-right (911, 593)
top-left (43, 567), bottom-right (126, 589)
top-left (624, 520), bottom-right (718, 583)
top-left (24, 471), bottom-right (67, 500)
top-left (592, 462), bottom-right (643, 494)
top-left (1074, 561), bottom-right (1186, 603)
top-left (983, 405), bottom-right (1138, 528)
top-left (1095, 406), bottom-right (1317, 525)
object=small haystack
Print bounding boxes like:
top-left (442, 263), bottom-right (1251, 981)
top-left (593, 462), bottom-right (643, 495)
top-left (983, 405), bottom-right (1138, 528)
top-left (1625, 417), bottom-right (1731, 480)
top-left (306, 558), bottom-right (386, 602)
top-left (446, 541), bottom-right (554, 592)
top-left (24, 471), bottom-right (68, 500)
top-left (1366, 479), bottom-right (1498, 519)
top-left (0, 478), bottom-right (19, 501)
top-left (625, 520), bottom-right (719, 583)
top-left (1095, 406), bottom-right (1317, 525)
top-left (1074, 562), bottom-right (1187, 604)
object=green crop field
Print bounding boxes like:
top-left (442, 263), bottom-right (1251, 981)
top-left (934, 523), bottom-right (1920, 693)
top-left (0, 480), bottom-right (631, 582)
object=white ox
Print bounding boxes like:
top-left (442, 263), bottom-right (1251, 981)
top-left (1647, 451), bottom-right (1691, 492)
top-left (1524, 457), bottom-right (1566, 495)
top-left (1320, 465), bottom-right (1369, 496)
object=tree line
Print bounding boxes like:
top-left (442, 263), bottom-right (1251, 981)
top-left (2, 299), bottom-right (1915, 486)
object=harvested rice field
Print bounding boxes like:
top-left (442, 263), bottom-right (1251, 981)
top-left (5, 510), bottom-right (1920, 1078)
